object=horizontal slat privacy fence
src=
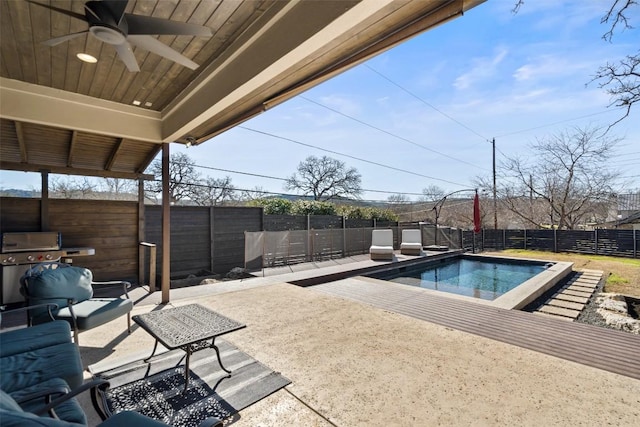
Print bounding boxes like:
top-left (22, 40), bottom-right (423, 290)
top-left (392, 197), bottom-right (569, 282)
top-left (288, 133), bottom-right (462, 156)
top-left (144, 206), bottom-right (263, 277)
top-left (1, 197), bottom-right (637, 286)
top-left (0, 197), bottom-right (139, 280)
top-left (462, 228), bottom-right (638, 258)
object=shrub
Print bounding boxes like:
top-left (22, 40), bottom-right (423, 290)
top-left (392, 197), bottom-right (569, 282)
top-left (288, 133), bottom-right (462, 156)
top-left (247, 198), bottom-right (292, 215)
top-left (290, 200), bottom-right (336, 215)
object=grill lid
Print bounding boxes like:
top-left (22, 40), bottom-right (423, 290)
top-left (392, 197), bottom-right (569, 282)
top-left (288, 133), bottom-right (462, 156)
top-left (1, 232), bottom-right (61, 252)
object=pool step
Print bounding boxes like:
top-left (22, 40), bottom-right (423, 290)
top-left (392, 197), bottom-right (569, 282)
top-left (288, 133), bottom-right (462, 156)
top-left (534, 270), bottom-right (603, 321)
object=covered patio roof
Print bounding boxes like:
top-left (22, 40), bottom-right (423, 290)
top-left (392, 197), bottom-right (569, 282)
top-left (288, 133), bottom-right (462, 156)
top-left (1, 0), bottom-right (484, 179)
top-left (0, 0), bottom-right (485, 301)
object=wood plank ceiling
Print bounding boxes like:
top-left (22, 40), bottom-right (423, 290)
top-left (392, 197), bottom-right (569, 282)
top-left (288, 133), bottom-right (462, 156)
top-left (0, 0), bottom-right (485, 180)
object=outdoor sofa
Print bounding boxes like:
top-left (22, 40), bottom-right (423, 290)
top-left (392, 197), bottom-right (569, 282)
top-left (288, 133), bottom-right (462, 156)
top-left (0, 305), bottom-right (222, 427)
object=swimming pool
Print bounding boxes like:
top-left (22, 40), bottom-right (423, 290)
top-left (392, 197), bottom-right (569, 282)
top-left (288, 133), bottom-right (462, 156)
top-left (367, 256), bottom-right (548, 301)
top-left (357, 254), bottom-right (573, 309)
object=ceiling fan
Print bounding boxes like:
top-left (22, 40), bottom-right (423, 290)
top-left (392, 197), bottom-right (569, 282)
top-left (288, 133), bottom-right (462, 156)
top-left (28, 0), bottom-right (212, 72)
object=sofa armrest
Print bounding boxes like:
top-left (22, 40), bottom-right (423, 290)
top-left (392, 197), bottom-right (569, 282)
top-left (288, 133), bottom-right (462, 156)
top-left (0, 303), bottom-right (58, 327)
top-left (32, 378), bottom-right (110, 420)
top-left (92, 280), bottom-right (132, 298)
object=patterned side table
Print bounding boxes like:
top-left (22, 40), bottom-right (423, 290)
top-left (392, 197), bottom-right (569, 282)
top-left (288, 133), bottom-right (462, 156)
top-left (133, 303), bottom-right (246, 392)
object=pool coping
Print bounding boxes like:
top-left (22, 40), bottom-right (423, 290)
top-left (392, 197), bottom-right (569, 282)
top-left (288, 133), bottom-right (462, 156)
top-left (342, 253), bottom-right (574, 310)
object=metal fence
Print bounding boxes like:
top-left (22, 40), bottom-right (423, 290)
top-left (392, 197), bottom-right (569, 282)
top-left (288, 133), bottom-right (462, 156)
top-left (244, 225), bottom-right (466, 269)
top-left (245, 227), bottom-right (401, 269)
top-left (246, 226), bottom-right (639, 269)
top-left (463, 228), bottom-right (639, 258)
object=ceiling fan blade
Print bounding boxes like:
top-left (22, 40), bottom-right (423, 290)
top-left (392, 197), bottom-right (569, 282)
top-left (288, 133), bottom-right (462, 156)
top-left (125, 14), bottom-right (212, 36)
top-left (115, 42), bottom-right (140, 72)
top-left (128, 35), bottom-right (199, 70)
top-left (102, 0), bottom-right (128, 25)
top-left (42, 31), bottom-right (89, 46)
top-left (26, 1), bottom-right (87, 22)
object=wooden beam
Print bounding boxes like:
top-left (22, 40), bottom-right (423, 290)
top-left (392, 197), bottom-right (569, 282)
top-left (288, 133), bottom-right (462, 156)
top-left (40, 170), bottom-right (49, 231)
top-left (138, 178), bottom-right (146, 291)
top-left (161, 143), bottom-right (170, 304)
top-left (136, 144), bottom-right (162, 174)
top-left (15, 121), bottom-right (27, 163)
top-left (105, 137), bottom-right (124, 171)
top-left (0, 78), bottom-right (163, 143)
top-left (67, 130), bottom-right (78, 167)
top-left (0, 161), bottom-right (154, 181)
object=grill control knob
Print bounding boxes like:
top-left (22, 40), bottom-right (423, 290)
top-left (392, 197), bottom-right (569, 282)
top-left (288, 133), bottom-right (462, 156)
top-left (27, 255), bottom-right (35, 262)
top-left (3, 256), bottom-right (15, 264)
top-left (45, 254), bottom-right (53, 260)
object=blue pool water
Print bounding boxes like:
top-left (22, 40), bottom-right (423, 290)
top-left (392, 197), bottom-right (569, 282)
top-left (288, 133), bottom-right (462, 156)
top-left (369, 257), bottom-right (548, 301)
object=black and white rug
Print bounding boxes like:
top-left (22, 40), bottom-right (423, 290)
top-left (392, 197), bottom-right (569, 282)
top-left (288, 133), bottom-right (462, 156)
top-left (90, 340), bottom-right (290, 427)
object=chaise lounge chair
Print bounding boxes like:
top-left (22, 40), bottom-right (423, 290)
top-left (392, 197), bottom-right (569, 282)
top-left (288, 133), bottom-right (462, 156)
top-left (369, 229), bottom-right (394, 261)
top-left (400, 229), bottom-right (423, 256)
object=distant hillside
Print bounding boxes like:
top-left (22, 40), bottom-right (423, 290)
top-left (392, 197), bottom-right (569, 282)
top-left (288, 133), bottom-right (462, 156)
top-left (0, 189), bottom-right (39, 198)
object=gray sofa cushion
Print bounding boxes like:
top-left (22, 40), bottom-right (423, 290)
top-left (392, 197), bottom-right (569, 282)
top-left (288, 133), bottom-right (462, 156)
top-left (0, 321), bottom-right (71, 358)
top-left (0, 342), bottom-right (83, 392)
top-left (25, 267), bottom-right (93, 319)
top-left (54, 298), bottom-right (133, 331)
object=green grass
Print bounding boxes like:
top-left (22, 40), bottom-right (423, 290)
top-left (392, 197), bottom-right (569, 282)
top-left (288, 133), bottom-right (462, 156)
top-left (607, 273), bottom-right (630, 285)
top-left (501, 249), bottom-right (640, 267)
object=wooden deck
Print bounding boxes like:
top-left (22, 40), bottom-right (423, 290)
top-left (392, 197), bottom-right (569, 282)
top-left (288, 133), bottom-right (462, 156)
top-left (313, 278), bottom-right (640, 380)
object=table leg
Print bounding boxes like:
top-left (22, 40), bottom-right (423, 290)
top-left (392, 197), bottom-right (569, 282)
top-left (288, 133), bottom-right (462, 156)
top-left (144, 339), bottom-right (160, 362)
top-left (183, 345), bottom-right (192, 393)
top-left (210, 337), bottom-right (232, 374)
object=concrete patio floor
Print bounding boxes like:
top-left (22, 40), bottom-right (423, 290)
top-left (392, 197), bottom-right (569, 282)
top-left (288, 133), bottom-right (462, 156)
top-left (78, 255), bottom-right (640, 426)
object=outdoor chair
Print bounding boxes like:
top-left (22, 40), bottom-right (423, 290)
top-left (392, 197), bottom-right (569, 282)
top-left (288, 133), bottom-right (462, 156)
top-left (400, 229), bottom-right (423, 256)
top-left (19, 262), bottom-right (133, 345)
top-left (369, 229), bottom-right (394, 260)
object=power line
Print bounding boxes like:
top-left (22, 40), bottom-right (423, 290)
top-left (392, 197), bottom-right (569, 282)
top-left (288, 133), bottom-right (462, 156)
top-left (149, 178), bottom-right (423, 204)
top-left (365, 64), bottom-right (490, 143)
top-left (300, 96), bottom-right (489, 172)
top-left (186, 162), bottom-right (427, 197)
top-left (237, 126), bottom-right (473, 188)
top-left (493, 107), bottom-right (629, 138)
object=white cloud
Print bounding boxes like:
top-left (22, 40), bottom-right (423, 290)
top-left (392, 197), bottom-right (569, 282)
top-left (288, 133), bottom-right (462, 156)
top-left (454, 47), bottom-right (508, 90)
top-left (512, 54), bottom-right (597, 82)
top-left (319, 94), bottom-right (361, 116)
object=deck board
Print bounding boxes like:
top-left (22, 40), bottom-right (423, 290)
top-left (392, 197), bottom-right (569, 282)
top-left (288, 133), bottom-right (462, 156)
top-left (313, 279), bottom-right (640, 380)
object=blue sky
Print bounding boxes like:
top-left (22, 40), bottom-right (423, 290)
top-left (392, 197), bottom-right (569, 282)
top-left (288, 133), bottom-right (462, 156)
top-left (2, 0), bottom-right (639, 200)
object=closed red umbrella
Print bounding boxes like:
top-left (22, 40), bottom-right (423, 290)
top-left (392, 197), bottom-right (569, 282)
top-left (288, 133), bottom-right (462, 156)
top-left (473, 190), bottom-right (481, 233)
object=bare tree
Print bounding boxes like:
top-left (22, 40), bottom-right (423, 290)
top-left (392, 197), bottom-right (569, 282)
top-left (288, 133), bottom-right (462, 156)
top-left (499, 126), bottom-right (621, 229)
top-left (239, 186), bottom-right (268, 201)
top-left (145, 152), bottom-right (200, 204)
top-left (191, 176), bottom-right (236, 206)
top-left (50, 176), bottom-right (96, 199)
top-left (592, 0), bottom-right (639, 127)
top-left (101, 178), bottom-right (136, 200)
top-left (284, 155), bottom-right (362, 201)
top-left (421, 185), bottom-right (445, 202)
top-left (387, 193), bottom-right (413, 219)
top-left (515, 0), bottom-right (639, 127)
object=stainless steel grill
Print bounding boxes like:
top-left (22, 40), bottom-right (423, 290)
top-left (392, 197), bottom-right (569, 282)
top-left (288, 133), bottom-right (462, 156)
top-left (1, 231), bottom-right (94, 305)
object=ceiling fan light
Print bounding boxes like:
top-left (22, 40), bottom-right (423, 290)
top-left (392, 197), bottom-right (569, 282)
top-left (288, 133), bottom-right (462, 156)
top-left (77, 53), bottom-right (97, 63)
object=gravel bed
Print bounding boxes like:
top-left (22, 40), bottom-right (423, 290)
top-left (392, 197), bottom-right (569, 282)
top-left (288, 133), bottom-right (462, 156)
top-left (575, 276), bottom-right (610, 329)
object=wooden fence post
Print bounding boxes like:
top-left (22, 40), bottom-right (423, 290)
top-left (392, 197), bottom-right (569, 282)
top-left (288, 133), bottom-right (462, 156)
top-left (523, 229), bottom-right (527, 250)
top-left (594, 229), bottom-right (598, 255)
top-left (553, 228), bottom-right (557, 253)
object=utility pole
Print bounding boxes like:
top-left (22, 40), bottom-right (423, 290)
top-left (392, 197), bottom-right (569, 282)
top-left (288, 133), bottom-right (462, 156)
top-left (491, 138), bottom-right (498, 230)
